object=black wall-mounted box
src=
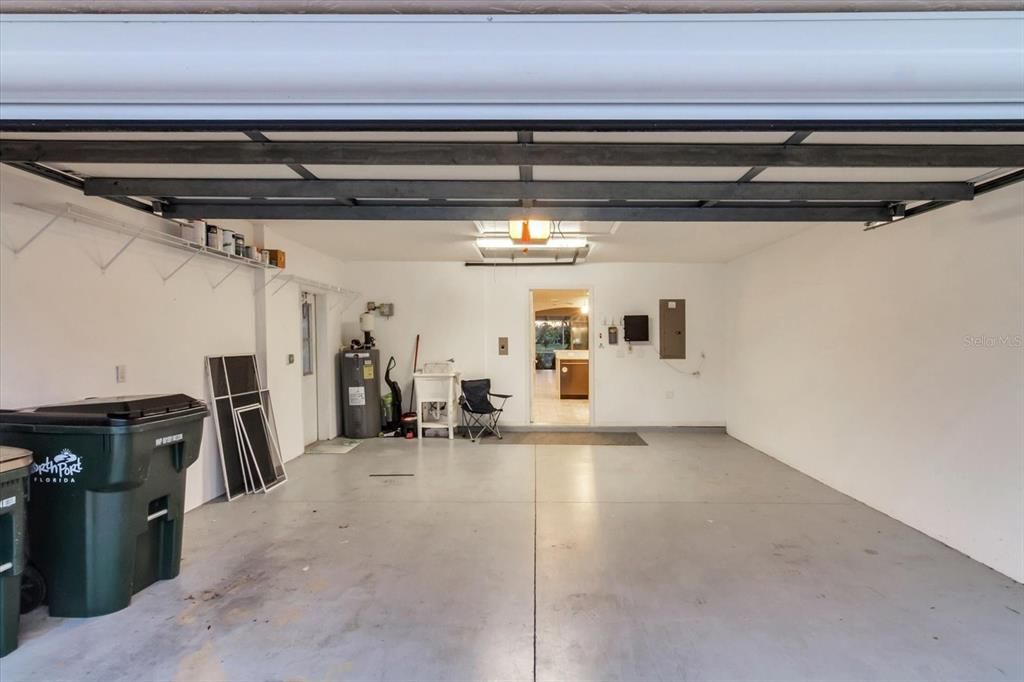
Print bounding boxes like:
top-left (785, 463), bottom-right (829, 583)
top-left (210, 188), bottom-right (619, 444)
top-left (623, 315), bottom-right (650, 342)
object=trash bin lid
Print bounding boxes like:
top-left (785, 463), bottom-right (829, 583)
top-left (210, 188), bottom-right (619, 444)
top-left (0, 394), bottom-right (206, 427)
top-left (0, 446), bottom-right (33, 473)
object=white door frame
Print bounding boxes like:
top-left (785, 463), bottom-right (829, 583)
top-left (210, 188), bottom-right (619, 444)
top-left (528, 287), bottom-right (594, 427)
top-left (313, 291), bottom-right (334, 441)
top-left (300, 290), bottom-right (320, 446)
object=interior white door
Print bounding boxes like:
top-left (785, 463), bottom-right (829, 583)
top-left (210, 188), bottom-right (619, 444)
top-left (301, 292), bottom-right (319, 446)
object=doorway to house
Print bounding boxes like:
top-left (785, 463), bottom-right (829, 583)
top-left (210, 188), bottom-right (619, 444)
top-left (531, 289), bottom-right (591, 426)
top-left (300, 291), bottom-right (319, 446)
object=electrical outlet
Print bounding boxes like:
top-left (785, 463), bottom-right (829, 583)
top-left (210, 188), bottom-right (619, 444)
top-left (665, 390), bottom-right (674, 399)
top-left (115, 364), bottom-right (127, 383)
top-left (498, 337), bottom-right (509, 356)
top-left (287, 353), bottom-right (295, 365)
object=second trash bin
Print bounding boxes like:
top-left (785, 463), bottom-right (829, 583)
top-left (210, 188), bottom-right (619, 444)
top-left (0, 446), bottom-right (32, 657)
top-left (0, 395), bottom-right (208, 618)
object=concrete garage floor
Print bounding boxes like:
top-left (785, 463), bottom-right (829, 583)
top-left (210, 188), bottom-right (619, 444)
top-left (4, 431), bottom-right (1022, 682)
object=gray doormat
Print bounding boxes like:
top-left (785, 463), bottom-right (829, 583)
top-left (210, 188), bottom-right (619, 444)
top-left (494, 432), bottom-right (647, 446)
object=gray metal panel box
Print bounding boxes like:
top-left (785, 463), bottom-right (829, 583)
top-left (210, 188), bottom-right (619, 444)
top-left (659, 299), bottom-right (686, 359)
top-left (340, 349), bottom-right (382, 438)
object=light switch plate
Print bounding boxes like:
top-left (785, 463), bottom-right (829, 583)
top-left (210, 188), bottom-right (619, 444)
top-left (115, 364), bottom-right (127, 383)
top-left (498, 337), bottom-right (509, 355)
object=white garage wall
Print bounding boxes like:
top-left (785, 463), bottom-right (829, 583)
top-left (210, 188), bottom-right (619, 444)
top-left (340, 261), bottom-right (726, 427)
top-left (725, 185), bottom-right (1024, 582)
top-left (0, 168), bottom-right (346, 511)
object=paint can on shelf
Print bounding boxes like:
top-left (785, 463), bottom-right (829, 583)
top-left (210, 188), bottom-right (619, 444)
top-left (180, 220), bottom-right (205, 245)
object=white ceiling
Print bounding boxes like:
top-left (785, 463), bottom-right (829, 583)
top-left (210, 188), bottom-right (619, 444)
top-left (531, 166), bottom-right (750, 181)
top-left (4, 128), bottom-right (1018, 264)
top-left (50, 162), bottom-right (302, 179)
top-left (532, 131), bottom-right (793, 143)
top-left (0, 132), bottom-right (252, 140)
top-left (805, 131), bottom-right (1024, 145)
top-left (754, 167), bottom-right (996, 182)
top-left (307, 165), bottom-right (521, 180)
top-left (264, 131), bottom-right (519, 142)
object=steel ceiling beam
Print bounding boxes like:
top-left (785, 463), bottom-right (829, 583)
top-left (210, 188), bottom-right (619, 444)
top-left (5, 141), bottom-right (1024, 167)
top-left (3, 120), bottom-right (1023, 133)
top-left (517, 131), bottom-right (534, 211)
top-left (867, 167), bottom-right (1024, 229)
top-left (702, 130), bottom-right (813, 208)
top-left (4, 162), bottom-right (155, 216)
top-left (82, 178), bottom-right (975, 202)
top-left (161, 203), bottom-right (896, 222)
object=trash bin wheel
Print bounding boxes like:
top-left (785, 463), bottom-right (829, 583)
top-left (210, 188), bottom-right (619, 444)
top-left (20, 564), bottom-right (46, 615)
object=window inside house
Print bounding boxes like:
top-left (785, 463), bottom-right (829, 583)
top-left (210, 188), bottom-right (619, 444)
top-left (535, 317), bottom-right (569, 370)
top-left (535, 313), bottom-right (588, 370)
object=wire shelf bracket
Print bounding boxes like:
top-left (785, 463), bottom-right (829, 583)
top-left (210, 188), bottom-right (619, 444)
top-left (212, 263), bottom-right (243, 290)
top-left (161, 248), bottom-right (201, 283)
top-left (6, 206), bottom-right (70, 255)
top-left (265, 273), bottom-right (360, 311)
top-left (99, 226), bottom-right (144, 273)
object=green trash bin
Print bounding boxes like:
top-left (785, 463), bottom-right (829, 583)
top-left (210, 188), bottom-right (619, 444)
top-left (0, 447), bottom-right (32, 657)
top-left (0, 395), bottom-right (208, 618)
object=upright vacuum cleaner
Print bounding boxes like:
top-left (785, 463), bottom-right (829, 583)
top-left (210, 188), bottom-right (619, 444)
top-left (384, 356), bottom-right (403, 434)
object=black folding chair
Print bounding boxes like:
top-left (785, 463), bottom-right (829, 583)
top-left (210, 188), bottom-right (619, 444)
top-left (459, 379), bottom-right (511, 442)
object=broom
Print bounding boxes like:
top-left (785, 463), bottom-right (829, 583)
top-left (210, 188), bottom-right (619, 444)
top-left (408, 333), bottom-right (420, 412)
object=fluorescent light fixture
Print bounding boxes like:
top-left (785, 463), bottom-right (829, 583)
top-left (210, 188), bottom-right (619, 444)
top-left (476, 237), bottom-right (588, 250)
top-left (475, 220), bottom-right (584, 235)
top-left (508, 219), bottom-right (552, 243)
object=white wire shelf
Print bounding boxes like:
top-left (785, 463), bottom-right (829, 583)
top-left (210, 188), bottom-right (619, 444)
top-left (12, 202), bottom-right (279, 280)
top-left (260, 272), bottom-right (359, 311)
top-left (10, 202), bottom-right (359, 301)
